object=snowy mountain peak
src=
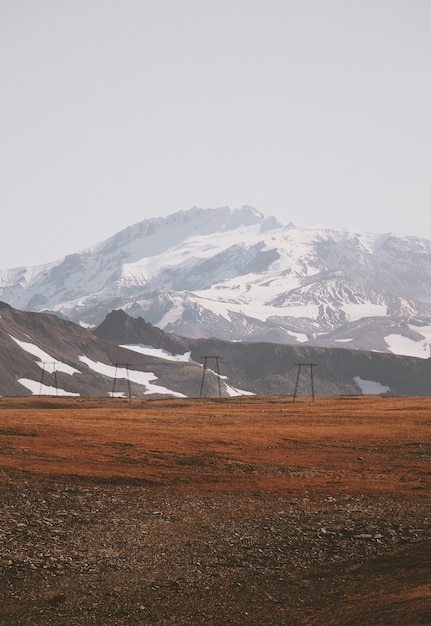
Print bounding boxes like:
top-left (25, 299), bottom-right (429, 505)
top-left (93, 206), bottom-right (283, 263)
top-left (150, 205), bottom-right (285, 235)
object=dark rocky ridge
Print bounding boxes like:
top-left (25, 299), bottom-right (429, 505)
top-left (0, 303), bottom-right (214, 397)
top-left (1, 301), bottom-right (431, 397)
top-left (95, 310), bottom-right (431, 397)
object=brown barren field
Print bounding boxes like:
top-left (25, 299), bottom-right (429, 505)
top-left (0, 395), bottom-right (430, 625)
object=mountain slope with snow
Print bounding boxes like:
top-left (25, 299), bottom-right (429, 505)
top-left (0, 302), bottom-right (216, 397)
top-left (1, 302), bottom-right (431, 397)
top-left (94, 309), bottom-right (431, 397)
top-left (1, 206), bottom-right (431, 356)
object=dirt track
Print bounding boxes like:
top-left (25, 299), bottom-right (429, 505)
top-left (1, 395), bottom-right (430, 625)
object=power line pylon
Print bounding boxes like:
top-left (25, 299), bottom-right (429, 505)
top-left (200, 356), bottom-right (222, 397)
top-left (292, 362), bottom-right (316, 402)
top-left (112, 363), bottom-right (132, 402)
top-left (39, 362), bottom-right (58, 396)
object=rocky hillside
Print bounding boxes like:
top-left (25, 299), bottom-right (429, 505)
top-left (0, 302), bottom-right (215, 398)
top-left (1, 302), bottom-right (431, 397)
top-left (94, 310), bottom-right (431, 397)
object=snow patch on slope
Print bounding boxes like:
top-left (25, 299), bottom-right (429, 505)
top-left (157, 297), bottom-right (186, 327)
top-left (343, 304), bottom-right (387, 321)
top-left (224, 384), bottom-right (255, 396)
top-left (9, 335), bottom-right (79, 375)
top-left (120, 344), bottom-right (192, 362)
top-left (354, 376), bottom-right (391, 394)
top-left (384, 334), bottom-right (431, 359)
top-left (78, 356), bottom-right (186, 397)
top-left (18, 378), bottom-right (80, 396)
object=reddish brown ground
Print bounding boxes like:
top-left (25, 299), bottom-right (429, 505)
top-left (0, 395), bottom-right (430, 625)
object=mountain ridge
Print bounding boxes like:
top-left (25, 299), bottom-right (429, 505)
top-left (1, 206), bottom-right (431, 357)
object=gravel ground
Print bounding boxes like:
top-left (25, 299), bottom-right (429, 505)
top-left (1, 473), bottom-right (430, 625)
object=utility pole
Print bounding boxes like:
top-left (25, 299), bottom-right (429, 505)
top-left (112, 363), bottom-right (132, 402)
top-left (293, 363), bottom-right (316, 402)
top-left (39, 362), bottom-right (58, 396)
top-left (200, 356), bottom-right (222, 397)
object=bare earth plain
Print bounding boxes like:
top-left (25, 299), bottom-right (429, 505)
top-left (0, 395), bottom-right (430, 625)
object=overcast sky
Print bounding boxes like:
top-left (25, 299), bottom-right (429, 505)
top-left (1, 0), bottom-right (430, 267)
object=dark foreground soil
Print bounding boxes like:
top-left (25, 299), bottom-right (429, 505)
top-left (0, 395), bottom-right (430, 625)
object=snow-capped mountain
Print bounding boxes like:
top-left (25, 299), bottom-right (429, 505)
top-left (2, 205), bottom-right (431, 358)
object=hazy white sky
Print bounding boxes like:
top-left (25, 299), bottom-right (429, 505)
top-left (1, 0), bottom-right (430, 267)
